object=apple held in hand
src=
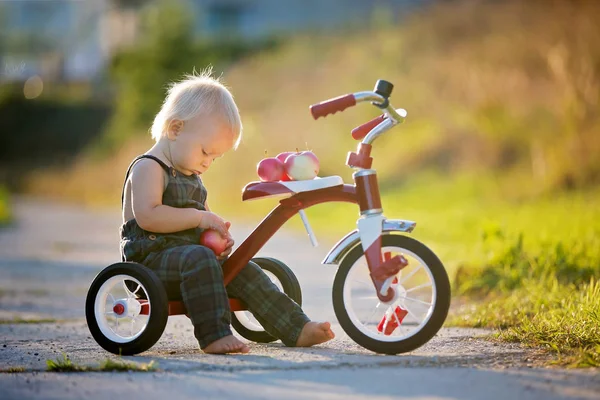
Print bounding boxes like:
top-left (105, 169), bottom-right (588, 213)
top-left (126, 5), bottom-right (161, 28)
top-left (284, 151), bottom-right (319, 180)
top-left (199, 229), bottom-right (228, 256)
top-left (276, 152), bottom-right (295, 181)
top-left (257, 157), bottom-right (285, 182)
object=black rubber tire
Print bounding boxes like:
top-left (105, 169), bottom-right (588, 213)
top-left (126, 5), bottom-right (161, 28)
top-left (332, 234), bottom-right (451, 355)
top-left (231, 258), bottom-right (302, 343)
top-left (85, 262), bottom-right (169, 355)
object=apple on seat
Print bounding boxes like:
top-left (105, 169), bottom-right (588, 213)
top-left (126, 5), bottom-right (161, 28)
top-left (283, 151), bottom-right (320, 181)
top-left (276, 152), bottom-right (295, 181)
top-left (257, 151), bottom-right (320, 182)
top-left (257, 157), bottom-right (286, 182)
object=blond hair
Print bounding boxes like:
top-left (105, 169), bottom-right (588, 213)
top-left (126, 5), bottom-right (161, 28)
top-left (150, 69), bottom-right (242, 149)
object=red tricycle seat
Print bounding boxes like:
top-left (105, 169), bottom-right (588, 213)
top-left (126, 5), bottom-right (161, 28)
top-left (242, 176), bottom-right (344, 201)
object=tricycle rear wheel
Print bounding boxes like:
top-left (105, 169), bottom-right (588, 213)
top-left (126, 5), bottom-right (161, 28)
top-left (85, 262), bottom-right (169, 355)
top-left (231, 257), bottom-right (302, 343)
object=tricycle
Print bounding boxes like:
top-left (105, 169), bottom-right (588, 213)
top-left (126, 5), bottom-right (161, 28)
top-left (85, 79), bottom-right (451, 355)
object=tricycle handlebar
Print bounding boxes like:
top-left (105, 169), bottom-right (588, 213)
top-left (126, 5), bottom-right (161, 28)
top-left (310, 82), bottom-right (407, 143)
top-left (310, 91), bottom-right (386, 120)
top-left (310, 85), bottom-right (406, 140)
top-left (351, 114), bottom-right (386, 140)
top-left (309, 94), bottom-right (356, 119)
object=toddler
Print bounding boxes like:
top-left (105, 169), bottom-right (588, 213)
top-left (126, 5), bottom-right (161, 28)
top-left (120, 70), bottom-right (334, 354)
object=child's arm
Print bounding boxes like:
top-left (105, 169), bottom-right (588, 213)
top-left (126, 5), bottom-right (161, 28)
top-left (130, 159), bottom-right (228, 235)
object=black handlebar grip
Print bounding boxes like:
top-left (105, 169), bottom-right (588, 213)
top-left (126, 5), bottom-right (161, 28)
top-left (375, 80), bottom-right (394, 98)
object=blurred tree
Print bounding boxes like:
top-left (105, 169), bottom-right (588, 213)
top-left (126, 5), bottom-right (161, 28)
top-left (102, 0), bottom-right (196, 150)
top-left (98, 0), bottom-right (274, 154)
top-left (111, 0), bottom-right (150, 9)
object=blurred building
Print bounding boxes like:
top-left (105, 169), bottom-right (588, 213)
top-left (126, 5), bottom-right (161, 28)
top-left (0, 0), bottom-right (424, 83)
top-left (190, 0), bottom-right (423, 39)
top-left (0, 0), bottom-right (140, 83)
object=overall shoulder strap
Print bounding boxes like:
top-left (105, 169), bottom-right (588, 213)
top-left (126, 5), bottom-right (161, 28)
top-left (121, 155), bottom-right (171, 208)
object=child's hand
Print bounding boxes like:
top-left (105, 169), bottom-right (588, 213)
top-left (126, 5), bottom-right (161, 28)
top-left (198, 211), bottom-right (229, 237)
top-left (217, 221), bottom-right (234, 260)
top-left (218, 238), bottom-right (235, 260)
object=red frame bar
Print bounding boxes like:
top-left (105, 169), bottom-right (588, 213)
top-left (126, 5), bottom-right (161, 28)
top-left (222, 184), bottom-right (358, 285)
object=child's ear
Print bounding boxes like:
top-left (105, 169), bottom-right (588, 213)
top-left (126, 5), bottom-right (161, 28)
top-left (166, 120), bottom-right (184, 140)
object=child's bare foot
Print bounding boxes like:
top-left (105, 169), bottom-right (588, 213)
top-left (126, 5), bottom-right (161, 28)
top-left (296, 321), bottom-right (335, 347)
top-left (203, 335), bottom-right (250, 354)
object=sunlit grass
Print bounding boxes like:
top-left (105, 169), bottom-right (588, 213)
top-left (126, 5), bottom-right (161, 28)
top-left (447, 226), bottom-right (600, 368)
top-left (45, 354), bottom-right (87, 372)
top-left (0, 366), bottom-right (26, 373)
top-left (0, 186), bottom-right (11, 225)
top-left (46, 354), bottom-right (158, 372)
top-left (449, 278), bottom-right (600, 368)
top-left (0, 318), bottom-right (57, 324)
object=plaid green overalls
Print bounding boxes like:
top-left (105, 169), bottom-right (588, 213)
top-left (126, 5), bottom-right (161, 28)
top-left (120, 155), bottom-right (309, 348)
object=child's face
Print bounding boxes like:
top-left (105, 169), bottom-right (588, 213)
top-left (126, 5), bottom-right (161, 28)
top-left (168, 114), bottom-right (235, 175)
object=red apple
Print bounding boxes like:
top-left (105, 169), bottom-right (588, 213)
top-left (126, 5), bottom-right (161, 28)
top-left (257, 157), bottom-right (285, 182)
top-left (276, 152), bottom-right (295, 181)
top-left (284, 151), bottom-right (319, 180)
top-left (199, 229), bottom-right (228, 255)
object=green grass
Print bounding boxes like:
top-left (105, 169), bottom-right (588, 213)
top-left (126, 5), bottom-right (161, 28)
top-left (450, 278), bottom-right (599, 368)
top-left (96, 358), bottom-right (158, 372)
top-left (46, 354), bottom-right (158, 372)
top-left (45, 354), bottom-right (87, 372)
top-left (0, 366), bottom-right (26, 373)
top-left (0, 186), bottom-right (11, 225)
top-left (445, 223), bottom-right (599, 367)
top-left (0, 318), bottom-right (57, 324)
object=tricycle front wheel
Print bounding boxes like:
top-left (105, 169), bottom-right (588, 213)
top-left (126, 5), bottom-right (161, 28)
top-left (332, 234), bottom-right (450, 355)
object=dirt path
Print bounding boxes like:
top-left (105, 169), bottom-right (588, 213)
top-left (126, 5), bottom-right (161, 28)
top-left (0, 198), bottom-right (598, 400)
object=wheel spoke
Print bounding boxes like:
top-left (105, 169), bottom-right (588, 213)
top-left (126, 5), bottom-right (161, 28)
top-left (403, 303), bottom-right (421, 322)
top-left (391, 307), bottom-right (405, 336)
top-left (399, 264), bottom-right (422, 285)
top-left (405, 282), bottom-right (433, 293)
top-left (361, 302), bottom-right (382, 328)
top-left (107, 293), bottom-right (116, 305)
top-left (123, 281), bottom-right (142, 299)
top-left (399, 295), bottom-right (432, 307)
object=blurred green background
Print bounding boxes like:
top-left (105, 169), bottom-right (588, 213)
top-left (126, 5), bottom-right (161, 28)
top-left (1, 0), bottom-right (598, 365)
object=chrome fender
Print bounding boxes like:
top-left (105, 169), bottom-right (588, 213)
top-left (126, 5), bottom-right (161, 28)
top-left (322, 219), bottom-right (416, 265)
